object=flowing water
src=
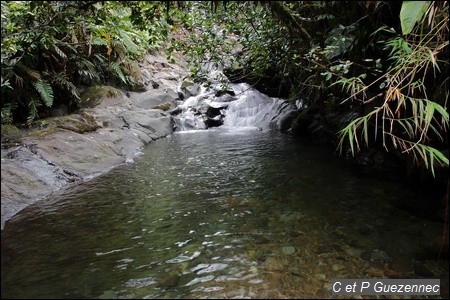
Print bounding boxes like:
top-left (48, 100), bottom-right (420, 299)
top-left (1, 86), bottom-right (448, 299)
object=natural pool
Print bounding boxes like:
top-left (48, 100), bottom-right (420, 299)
top-left (1, 127), bottom-right (448, 298)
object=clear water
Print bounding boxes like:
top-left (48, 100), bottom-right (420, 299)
top-left (1, 128), bottom-right (448, 299)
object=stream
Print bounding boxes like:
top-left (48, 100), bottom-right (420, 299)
top-left (1, 83), bottom-right (448, 299)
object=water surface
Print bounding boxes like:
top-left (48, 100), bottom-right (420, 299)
top-left (1, 128), bottom-right (448, 298)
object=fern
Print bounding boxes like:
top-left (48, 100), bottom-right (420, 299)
top-left (1, 102), bottom-right (16, 124)
top-left (26, 96), bottom-right (40, 125)
top-left (77, 58), bottom-right (100, 81)
top-left (109, 61), bottom-right (128, 84)
top-left (33, 79), bottom-right (54, 107)
top-left (53, 44), bottom-right (67, 59)
top-left (54, 72), bottom-right (80, 100)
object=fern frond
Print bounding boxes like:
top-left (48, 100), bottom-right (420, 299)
top-left (77, 58), bottom-right (100, 81)
top-left (109, 61), bottom-right (127, 84)
top-left (54, 72), bottom-right (80, 99)
top-left (27, 96), bottom-right (40, 125)
top-left (33, 79), bottom-right (54, 107)
top-left (53, 44), bottom-right (67, 59)
top-left (111, 40), bottom-right (126, 59)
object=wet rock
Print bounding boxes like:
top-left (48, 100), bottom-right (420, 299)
top-left (158, 273), bottom-right (180, 288)
top-left (205, 115), bottom-right (224, 128)
top-left (344, 246), bottom-right (363, 258)
top-left (279, 211), bottom-right (303, 222)
top-left (215, 89), bottom-right (235, 97)
top-left (291, 105), bottom-right (319, 136)
top-left (281, 246), bottom-right (296, 255)
top-left (314, 273), bottom-right (327, 281)
top-left (263, 257), bottom-right (285, 271)
top-left (215, 93), bottom-right (236, 103)
top-left (332, 264), bottom-right (345, 272)
top-left (169, 107), bottom-right (182, 116)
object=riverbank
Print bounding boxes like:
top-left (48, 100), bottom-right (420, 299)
top-left (1, 51), bottom-right (188, 229)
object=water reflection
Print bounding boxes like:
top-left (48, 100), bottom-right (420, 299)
top-left (1, 128), bottom-right (448, 299)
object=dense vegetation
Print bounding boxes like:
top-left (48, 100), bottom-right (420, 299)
top-left (1, 1), bottom-right (448, 177)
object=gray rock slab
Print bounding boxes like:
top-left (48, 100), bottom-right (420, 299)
top-left (1, 51), bottom-right (183, 229)
top-left (129, 89), bottom-right (178, 110)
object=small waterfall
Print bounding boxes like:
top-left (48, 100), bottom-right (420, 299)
top-left (173, 79), bottom-right (297, 132)
top-left (222, 84), bottom-right (296, 131)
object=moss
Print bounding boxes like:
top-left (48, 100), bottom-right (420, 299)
top-left (152, 102), bottom-right (172, 111)
top-left (79, 85), bottom-right (124, 108)
top-left (1, 124), bottom-right (23, 146)
top-left (123, 60), bottom-right (142, 83)
top-left (50, 112), bottom-right (100, 134)
top-left (22, 126), bottom-right (60, 138)
top-left (20, 112), bottom-right (100, 137)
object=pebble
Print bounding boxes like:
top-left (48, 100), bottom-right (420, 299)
top-left (282, 246), bottom-right (296, 255)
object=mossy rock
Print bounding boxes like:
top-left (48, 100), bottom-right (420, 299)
top-left (151, 102), bottom-right (172, 111)
top-left (49, 112), bottom-right (100, 134)
top-left (22, 126), bottom-right (61, 138)
top-left (79, 85), bottom-right (125, 108)
top-left (123, 60), bottom-right (142, 83)
top-left (127, 81), bottom-right (147, 92)
top-left (1, 124), bottom-right (23, 146)
top-left (21, 112), bottom-right (101, 137)
top-left (181, 77), bottom-right (195, 88)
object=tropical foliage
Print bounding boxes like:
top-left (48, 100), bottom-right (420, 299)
top-left (1, 1), bottom-right (448, 176)
top-left (1, 1), bottom-right (169, 124)
top-left (167, 1), bottom-right (448, 176)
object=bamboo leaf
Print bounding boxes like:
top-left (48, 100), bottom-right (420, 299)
top-left (432, 101), bottom-right (449, 121)
top-left (425, 100), bottom-right (435, 125)
top-left (348, 127), bottom-right (354, 155)
top-left (432, 148), bottom-right (449, 166)
top-left (363, 118), bottom-right (368, 146)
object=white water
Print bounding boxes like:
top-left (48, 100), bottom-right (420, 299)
top-left (222, 85), bottom-right (294, 131)
top-left (173, 82), bottom-right (297, 132)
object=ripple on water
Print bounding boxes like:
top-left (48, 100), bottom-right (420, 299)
top-left (165, 251), bottom-right (201, 264)
top-left (1, 128), bottom-right (448, 299)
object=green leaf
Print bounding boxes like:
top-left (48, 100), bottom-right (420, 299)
top-left (348, 127), bottom-right (354, 155)
top-left (432, 148), bottom-right (449, 166)
top-left (33, 79), bottom-right (54, 107)
top-left (400, 1), bottom-right (431, 35)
